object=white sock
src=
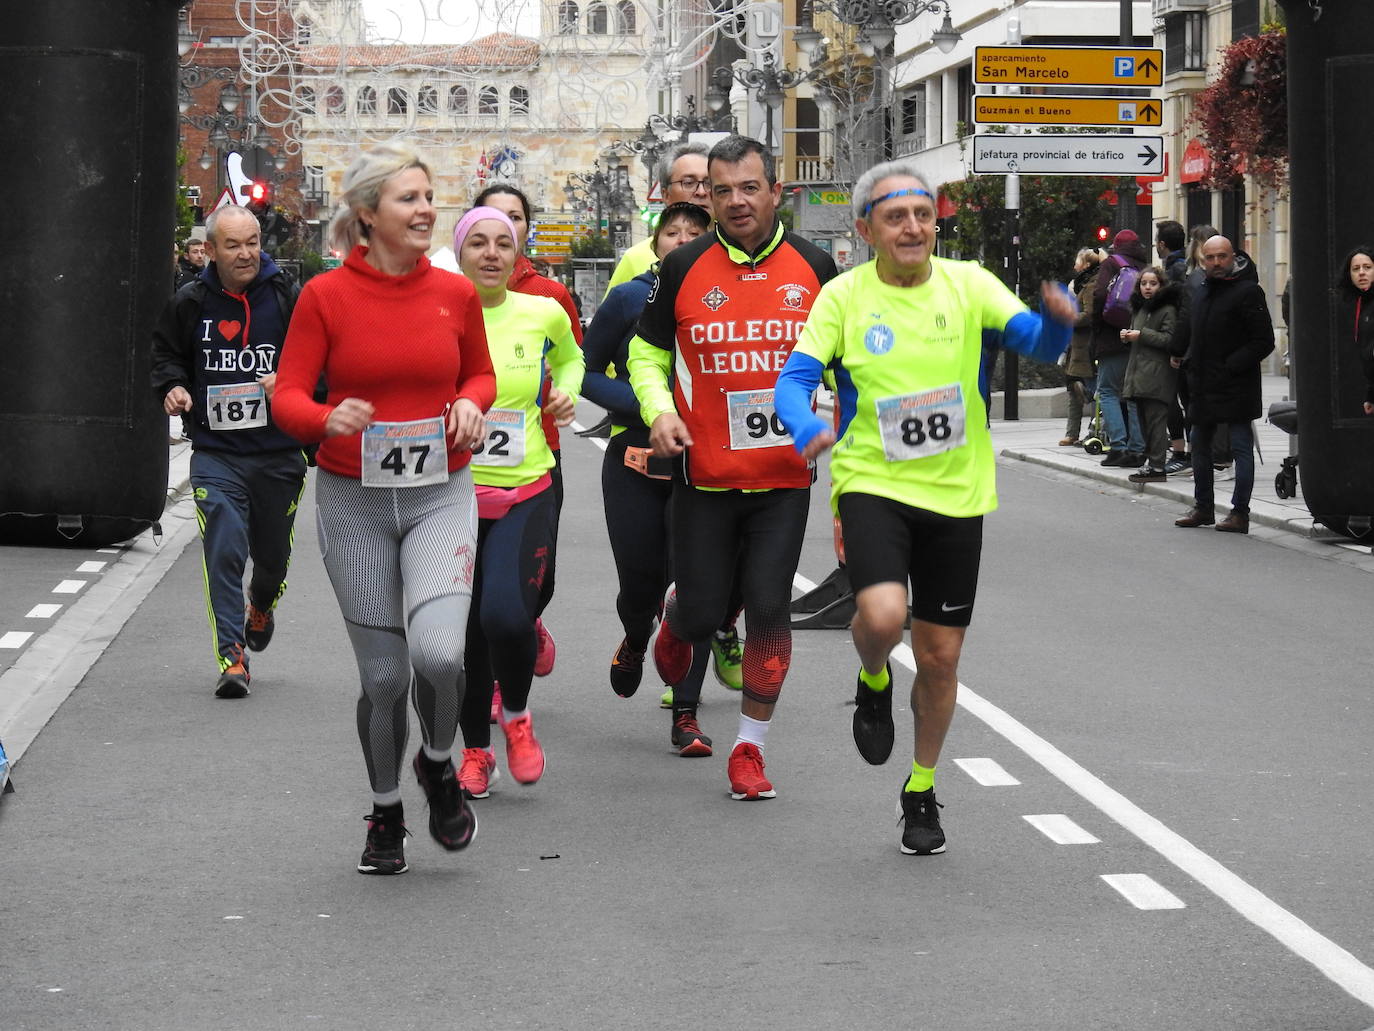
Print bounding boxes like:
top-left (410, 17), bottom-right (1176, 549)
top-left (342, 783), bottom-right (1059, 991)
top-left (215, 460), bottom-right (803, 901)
top-left (421, 744), bottom-right (451, 764)
top-left (733, 713), bottom-right (770, 752)
top-left (502, 705), bottom-right (529, 725)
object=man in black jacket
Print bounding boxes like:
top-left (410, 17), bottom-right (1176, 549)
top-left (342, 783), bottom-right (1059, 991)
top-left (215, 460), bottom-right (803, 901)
top-left (1173, 235), bottom-right (1275, 534)
top-left (150, 205), bottom-right (306, 698)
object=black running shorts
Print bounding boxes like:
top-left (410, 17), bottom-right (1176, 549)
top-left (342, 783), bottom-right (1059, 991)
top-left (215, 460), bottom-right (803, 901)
top-left (836, 492), bottom-right (983, 628)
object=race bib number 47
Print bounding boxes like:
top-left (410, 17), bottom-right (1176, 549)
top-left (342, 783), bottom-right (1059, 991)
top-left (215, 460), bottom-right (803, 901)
top-left (875, 384), bottom-right (966, 462)
top-left (361, 417), bottom-right (448, 487)
top-left (205, 381), bottom-right (267, 431)
top-left (726, 388), bottom-right (791, 450)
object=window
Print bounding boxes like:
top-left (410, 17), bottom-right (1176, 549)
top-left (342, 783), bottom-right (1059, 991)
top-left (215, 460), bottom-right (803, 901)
top-left (1165, 12), bottom-right (1206, 72)
top-left (956, 64), bottom-right (973, 132)
top-left (510, 85), bottom-right (530, 115)
top-left (357, 85), bottom-right (376, 115)
top-left (417, 84), bottom-right (438, 114)
top-left (558, 0), bottom-right (579, 34)
top-left (1231, 0), bottom-right (1260, 40)
top-left (900, 85), bottom-right (926, 148)
top-left (298, 85), bottom-right (316, 115)
top-left (386, 87), bottom-right (409, 115)
top-left (448, 84), bottom-right (469, 115)
top-left (478, 85), bottom-right (498, 116)
top-left (588, 2), bottom-right (608, 34)
top-left (614, 0), bottom-right (636, 33)
top-left (325, 84), bottom-right (345, 115)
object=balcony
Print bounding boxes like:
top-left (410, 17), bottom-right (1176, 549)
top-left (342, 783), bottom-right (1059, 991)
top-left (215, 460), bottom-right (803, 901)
top-left (1152, 0), bottom-right (1209, 16)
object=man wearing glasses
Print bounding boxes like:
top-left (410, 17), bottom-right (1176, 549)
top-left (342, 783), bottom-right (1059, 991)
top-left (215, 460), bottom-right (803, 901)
top-left (604, 142), bottom-right (712, 292)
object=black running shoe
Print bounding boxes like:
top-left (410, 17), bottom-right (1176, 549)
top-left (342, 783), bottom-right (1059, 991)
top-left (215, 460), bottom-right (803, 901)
top-left (244, 604), bottom-right (275, 652)
top-left (412, 752), bottom-right (478, 851)
top-left (214, 661), bottom-right (250, 699)
top-left (609, 638), bottom-right (646, 698)
top-left (897, 785), bottom-right (946, 855)
top-left (670, 708), bottom-right (713, 757)
top-left (852, 663), bottom-right (894, 765)
top-left (358, 808), bottom-right (410, 875)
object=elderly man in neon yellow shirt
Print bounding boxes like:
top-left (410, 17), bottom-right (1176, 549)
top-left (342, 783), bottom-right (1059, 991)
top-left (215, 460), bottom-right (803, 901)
top-left (603, 141), bottom-right (712, 294)
top-left (774, 159), bottom-right (1076, 857)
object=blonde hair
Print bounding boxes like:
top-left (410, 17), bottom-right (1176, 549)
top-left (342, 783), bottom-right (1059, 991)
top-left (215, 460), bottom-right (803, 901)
top-left (327, 142), bottom-right (432, 254)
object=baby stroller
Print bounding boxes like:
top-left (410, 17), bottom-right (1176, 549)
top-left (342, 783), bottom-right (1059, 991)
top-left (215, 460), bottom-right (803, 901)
top-left (1078, 382), bottom-right (1107, 455)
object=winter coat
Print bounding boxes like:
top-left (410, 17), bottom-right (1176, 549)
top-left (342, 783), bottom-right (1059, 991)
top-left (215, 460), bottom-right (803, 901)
top-left (1089, 238), bottom-right (1149, 359)
top-left (1066, 264), bottom-right (1099, 379)
top-left (1340, 286), bottom-right (1374, 405)
top-left (1122, 282), bottom-right (1179, 404)
top-left (1175, 250), bottom-right (1274, 423)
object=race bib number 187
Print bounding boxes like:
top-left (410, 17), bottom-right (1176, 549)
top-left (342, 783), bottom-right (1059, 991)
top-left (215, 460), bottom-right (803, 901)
top-left (361, 417), bottom-right (449, 487)
top-left (206, 381), bottom-right (267, 431)
top-left (875, 383), bottom-right (966, 462)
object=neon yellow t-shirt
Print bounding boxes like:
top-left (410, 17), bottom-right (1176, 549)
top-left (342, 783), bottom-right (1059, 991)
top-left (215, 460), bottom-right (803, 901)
top-left (792, 257), bottom-right (1026, 518)
top-left (604, 238), bottom-right (656, 296)
top-left (472, 292), bottom-right (584, 488)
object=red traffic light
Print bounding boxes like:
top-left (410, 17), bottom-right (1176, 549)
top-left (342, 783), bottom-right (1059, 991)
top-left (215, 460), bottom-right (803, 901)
top-left (1094, 225), bottom-right (1110, 243)
top-left (246, 180), bottom-right (270, 214)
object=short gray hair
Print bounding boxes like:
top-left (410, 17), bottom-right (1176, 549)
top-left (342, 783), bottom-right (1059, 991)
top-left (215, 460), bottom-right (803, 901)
top-left (852, 160), bottom-right (934, 224)
top-left (328, 141), bottom-right (433, 254)
top-left (204, 204), bottom-right (259, 246)
top-left (657, 141), bottom-right (710, 194)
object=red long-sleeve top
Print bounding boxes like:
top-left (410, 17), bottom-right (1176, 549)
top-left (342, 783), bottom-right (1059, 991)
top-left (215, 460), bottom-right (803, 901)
top-left (509, 254), bottom-right (583, 453)
top-left (273, 247), bottom-right (496, 479)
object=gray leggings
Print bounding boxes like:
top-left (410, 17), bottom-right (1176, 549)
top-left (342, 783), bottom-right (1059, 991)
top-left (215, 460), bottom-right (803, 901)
top-left (315, 466), bottom-right (477, 804)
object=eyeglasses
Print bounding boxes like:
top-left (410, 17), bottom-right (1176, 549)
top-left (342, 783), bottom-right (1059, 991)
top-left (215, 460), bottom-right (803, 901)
top-left (669, 177), bottom-right (711, 194)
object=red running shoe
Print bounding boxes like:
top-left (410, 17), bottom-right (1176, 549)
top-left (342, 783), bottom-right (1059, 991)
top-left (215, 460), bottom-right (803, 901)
top-left (534, 620), bottom-right (556, 677)
top-left (457, 747), bottom-right (499, 799)
top-left (502, 713), bottom-right (546, 785)
top-left (652, 600), bottom-right (692, 686)
top-left (727, 742), bottom-right (776, 800)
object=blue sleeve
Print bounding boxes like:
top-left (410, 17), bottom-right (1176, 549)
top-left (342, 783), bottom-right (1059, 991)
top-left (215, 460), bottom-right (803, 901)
top-left (580, 283), bottom-right (645, 418)
top-left (1002, 306), bottom-right (1071, 366)
top-left (775, 351), bottom-right (829, 453)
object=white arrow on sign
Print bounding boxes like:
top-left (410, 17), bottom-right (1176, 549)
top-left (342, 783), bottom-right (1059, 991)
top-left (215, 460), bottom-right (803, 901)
top-left (972, 134), bottom-right (1164, 176)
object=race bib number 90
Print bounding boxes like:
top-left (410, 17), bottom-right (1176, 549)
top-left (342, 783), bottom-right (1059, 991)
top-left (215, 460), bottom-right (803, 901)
top-left (726, 388), bottom-right (790, 450)
top-left (206, 381), bottom-right (267, 431)
top-left (875, 384), bottom-right (966, 462)
top-left (361, 417), bottom-right (448, 487)
top-left (470, 408), bottom-right (527, 468)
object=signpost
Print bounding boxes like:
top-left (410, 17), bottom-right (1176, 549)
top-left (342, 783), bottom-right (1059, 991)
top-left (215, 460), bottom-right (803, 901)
top-left (973, 96), bottom-right (1161, 128)
top-left (973, 45), bottom-right (1162, 87)
top-left (971, 134), bottom-right (1164, 176)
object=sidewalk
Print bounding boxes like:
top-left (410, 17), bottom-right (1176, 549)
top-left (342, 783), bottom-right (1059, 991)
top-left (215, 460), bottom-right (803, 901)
top-left (990, 373), bottom-right (1326, 538)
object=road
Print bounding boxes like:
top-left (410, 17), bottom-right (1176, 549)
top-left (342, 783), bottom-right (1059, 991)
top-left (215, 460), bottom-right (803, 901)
top-left (2, 409), bottom-right (1373, 1030)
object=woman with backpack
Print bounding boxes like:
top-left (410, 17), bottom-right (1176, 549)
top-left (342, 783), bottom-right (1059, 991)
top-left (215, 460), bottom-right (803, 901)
top-left (1060, 248), bottom-right (1103, 446)
top-left (1090, 229), bottom-right (1150, 466)
top-left (1121, 267), bottom-right (1181, 482)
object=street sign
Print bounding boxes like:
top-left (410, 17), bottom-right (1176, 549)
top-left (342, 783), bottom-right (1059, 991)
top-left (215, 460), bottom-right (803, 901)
top-left (971, 134), bottom-right (1165, 176)
top-left (974, 46), bottom-right (1163, 87)
top-left (973, 95), bottom-right (1162, 127)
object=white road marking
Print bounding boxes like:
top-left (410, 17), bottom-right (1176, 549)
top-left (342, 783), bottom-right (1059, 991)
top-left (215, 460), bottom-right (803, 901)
top-left (570, 420), bottom-right (609, 453)
top-left (1, 632), bottom-right (35, 649)
top-left (76, 561), bottom-right (106, 574)
top-left (789, 567), bottom-right (1374, 1008)
top-left (1102, 874), bottom-right (1186, 910)
top-left (954, 756), bottom-right (1021, 786)
top-left (96, 548), bottom-right (119, 554)
top-left (1024, 813), bottom-right (1100, 845)
top-left (52, 580), bottom-right (86, 594)
top-left (26, 605), bottom-right (62, 619)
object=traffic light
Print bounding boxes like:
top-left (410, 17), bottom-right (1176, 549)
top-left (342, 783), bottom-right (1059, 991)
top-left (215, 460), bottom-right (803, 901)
top-left (245, 180), bottom-right (271, 216)
top-left (1094, 224), bottom-right (1111, 244)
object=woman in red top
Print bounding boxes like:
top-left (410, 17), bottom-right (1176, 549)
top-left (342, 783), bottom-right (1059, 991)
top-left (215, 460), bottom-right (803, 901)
top-left (273, 143), bottom-right (495, 876)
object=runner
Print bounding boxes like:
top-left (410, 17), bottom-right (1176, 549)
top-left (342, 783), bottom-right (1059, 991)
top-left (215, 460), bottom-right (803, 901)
top-left (604, 142), bottom-right (710, 292)
top-left (474, 184), bottom-right (584, 680)
top-left (581, 202), bottom-right (715, 753)
top-left (627, 135), bottom-right (837, 797)
top-left (774, 160), bottom-right (1075, 852)
top-left (273, 143), bottom-right (494, 874)
top-left (450, 207), bottom-right (584, 800)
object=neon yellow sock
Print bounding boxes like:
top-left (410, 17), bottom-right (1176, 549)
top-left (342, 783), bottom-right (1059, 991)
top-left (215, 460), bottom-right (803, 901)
top-left (904, 761), bottom-right (935, 793)
top-left (858, 665), bottom-right (890, 692)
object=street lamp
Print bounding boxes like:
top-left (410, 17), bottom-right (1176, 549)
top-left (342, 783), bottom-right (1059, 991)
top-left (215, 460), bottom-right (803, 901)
top-left (565, 158), bottom-right (636, 245)
top-left (708, 54), bottom-right (824, 155)
top-left (794, 0), bottom-right (961, 57)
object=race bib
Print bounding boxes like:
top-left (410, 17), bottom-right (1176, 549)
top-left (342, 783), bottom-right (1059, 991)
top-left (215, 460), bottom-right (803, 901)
top-left (205, 381), bottom-right (267, 431)
top-left (471, 408), bottom-right (526, 468)
top-left (726, 388), bottom-right (791, 450)
top-left (361, 417), bottom-right (448, 487)
top-left (875, 384), bottom-right (967, 462)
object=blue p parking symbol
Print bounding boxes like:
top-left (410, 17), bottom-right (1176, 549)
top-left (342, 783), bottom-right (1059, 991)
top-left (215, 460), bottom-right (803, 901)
top-left (1115, 57), bottom-right (1135, 77)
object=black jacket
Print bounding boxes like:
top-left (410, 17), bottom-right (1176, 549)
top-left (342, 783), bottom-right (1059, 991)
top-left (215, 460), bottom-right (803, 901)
top-left (1176, 251), bottom-right (1274, 423)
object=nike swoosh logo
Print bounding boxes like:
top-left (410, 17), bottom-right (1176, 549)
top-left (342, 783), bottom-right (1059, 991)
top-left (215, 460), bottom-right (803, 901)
top-left (940, 602), bottom-right (972, 612)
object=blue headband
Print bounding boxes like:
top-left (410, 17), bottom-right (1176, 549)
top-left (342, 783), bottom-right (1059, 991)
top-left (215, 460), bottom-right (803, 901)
top-left (863, 187), bottom-right (934, 216)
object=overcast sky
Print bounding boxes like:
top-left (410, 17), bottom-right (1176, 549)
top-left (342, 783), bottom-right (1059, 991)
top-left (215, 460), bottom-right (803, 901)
top-left (359, 0), bottom-right (539, 42)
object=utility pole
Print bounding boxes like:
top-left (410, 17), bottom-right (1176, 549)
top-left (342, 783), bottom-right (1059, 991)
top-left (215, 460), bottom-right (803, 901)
top-left (1001, 14), bottom-right (1022, 420)
top-left (1116, 0), bottom-right (1140, 235)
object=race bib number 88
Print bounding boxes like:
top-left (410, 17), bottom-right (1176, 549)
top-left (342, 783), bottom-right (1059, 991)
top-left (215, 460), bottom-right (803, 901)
top-left (361, 417), bottom-right (448, 487)
top-left (875, 383), bottom-right (966, 462)
top-left (726, 388), bottom-right (790, 450)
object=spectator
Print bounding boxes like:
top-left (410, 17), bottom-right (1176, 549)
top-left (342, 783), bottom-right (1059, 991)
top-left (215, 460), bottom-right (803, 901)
top-left (1155, 221), bottom-right (1191, 470)
top-left (1337, 245), bottom-right (1374, 413)
top-left (1061, 247), bottom-right (1102, 446)
top-left (174, 235), bottom-right (207, 290)
top-left (1091, 229), bottom-right (1149, 466)
top-left (1155, 220), bottom-right (1187, 285)
top-left (1121, 267), bottom-right (1180, 482)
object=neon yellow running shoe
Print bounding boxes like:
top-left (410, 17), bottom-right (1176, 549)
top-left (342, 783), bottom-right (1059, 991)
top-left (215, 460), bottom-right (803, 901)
top-left (659, 686), bottom-right (673, 708)
top-left (710, 627), bottom-right (744, 690)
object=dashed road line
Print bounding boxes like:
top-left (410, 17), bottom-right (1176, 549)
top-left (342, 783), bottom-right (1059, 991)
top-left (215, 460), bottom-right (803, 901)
top-left (1102, 874), bottom-right (1187, 910)
top-left (76, 561), bottom-right (107, 574)
top-left (953, 756), bottom-right (1020, 786)
top-left (52, 580), bottom-right (86, 595)
top-left (26, 605), bottom-right (63, 619)
top-left (1023, 813), bottom-right (1100, 845)
top-left (1, 632), bottom-right (35, 649)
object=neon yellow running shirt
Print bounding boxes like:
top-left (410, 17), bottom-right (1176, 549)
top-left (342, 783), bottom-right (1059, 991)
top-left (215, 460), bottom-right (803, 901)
top-left (792, 257), bottom-right (1026, 517)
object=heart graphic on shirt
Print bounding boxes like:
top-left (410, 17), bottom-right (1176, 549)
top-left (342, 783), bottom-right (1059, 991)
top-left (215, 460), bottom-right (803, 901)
top-left (217, 319), bottom-right (242, 341)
